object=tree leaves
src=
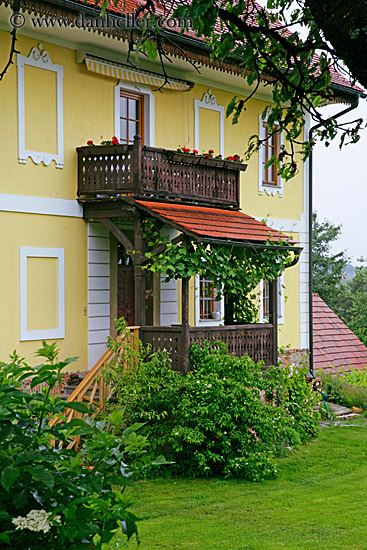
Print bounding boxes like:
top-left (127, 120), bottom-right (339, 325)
top-left (1, 466), bottom-right (20, 491)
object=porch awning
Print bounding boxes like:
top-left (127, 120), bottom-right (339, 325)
top-left (84, 56), bottom-right (192, 91)
top-left (135, 200), bottom-right (298, 248)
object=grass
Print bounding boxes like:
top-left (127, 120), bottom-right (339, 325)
top-left (110, 424), bottom-right (367, 549)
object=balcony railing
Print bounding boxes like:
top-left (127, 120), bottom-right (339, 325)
top-left (77, 136), bottom-right (247, 207)
top-left (140, 324), bottom-right (274, 373)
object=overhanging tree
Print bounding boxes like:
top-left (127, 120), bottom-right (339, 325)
top-left (2, 0), bottom-right (365, 174)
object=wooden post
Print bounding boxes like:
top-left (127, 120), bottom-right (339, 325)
top-left (269, 279), bottom-right (278, 366)
top-left (132, 135), bottom-right (142, 194)
top-left (224, 292), bottom-right (234, 326)
top-left (181, 277), bottom-right (190, 373)
top-left (134, 215), bottom-right (146, 326)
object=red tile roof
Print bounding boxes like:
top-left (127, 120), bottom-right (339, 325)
top-left (313, 293), bottom-right (367, 372)
top-left (70, 0), bottom-right (362, 93)
top-left (135, 200), bottom-right (290, 243)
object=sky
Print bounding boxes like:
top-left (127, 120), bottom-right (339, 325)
top-left (313, 99), bottom-right (367, 264)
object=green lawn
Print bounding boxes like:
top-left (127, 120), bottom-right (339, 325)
top-left (112, 425), bottom-right (367, 549)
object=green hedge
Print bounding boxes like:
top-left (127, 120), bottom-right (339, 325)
top-left (105, 340), bottom-right (319, 480)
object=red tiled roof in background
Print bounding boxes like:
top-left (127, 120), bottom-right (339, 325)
top-left (135, 200), bottom-right (290, 243)
top-left (313, 293), bottom-right (367, 373)
top-left (70, 0), bottom-right (362, 93)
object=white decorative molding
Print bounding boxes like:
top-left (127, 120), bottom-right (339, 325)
top-left (19, 247), bottom-right (65, 341)
top-left (114, 81), bottom-right (155, 146)
top-left (194, 89), bottom-right (224, 156)
top-left (258, 114), bottom-right (284, 197)
top-left (259, 275), bottom-right (284, 325)
top-left (17, 44), bottom-right (64, 168)
top-left (0, 194), bottom-right (83, 218)
top-left (194, 274), bottom-right (224, 327)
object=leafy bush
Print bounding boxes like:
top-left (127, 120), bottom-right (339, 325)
top-left (106, 337), bottom-right (319, 481)
top-left (319, 368), bottom-right (367, 411)
top-left (0, 342), bottom-right (148, 549)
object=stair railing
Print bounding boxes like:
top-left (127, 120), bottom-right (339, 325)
top-left (50, 326), bottom-right (140, 448)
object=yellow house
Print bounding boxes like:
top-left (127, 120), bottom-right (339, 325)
top-left (0, 0), bottom-right (360, 371)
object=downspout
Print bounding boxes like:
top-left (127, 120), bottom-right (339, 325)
top-left (308, 93), bottom-right (360, 376)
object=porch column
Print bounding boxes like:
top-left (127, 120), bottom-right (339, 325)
top-left (181, 277), bottom-right (190, 373)
top-left (269, 279), bottom-right (278, 366)
top-left (134, 215), bottom-right (146, 326)
top-left (224, 292), bottom-right (234, 325)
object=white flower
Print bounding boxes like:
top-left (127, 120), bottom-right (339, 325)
top-left (12, 509), bottom-right (61, 534)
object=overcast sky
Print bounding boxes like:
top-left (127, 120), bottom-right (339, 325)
top-left (313, 99), bottom-right (367, 263)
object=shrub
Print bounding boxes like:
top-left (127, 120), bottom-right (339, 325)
top-left (106, 338), bottom-right (319, 481)
top-left (319, 368), bottom-right (367, 411)
top-left (0, 342), bottom-right (148, 549)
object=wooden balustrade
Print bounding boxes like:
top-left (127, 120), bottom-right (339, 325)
top-left (140, 323), bottom-right (274, 369)
top-left (77, 136), bottom-right (246, 207)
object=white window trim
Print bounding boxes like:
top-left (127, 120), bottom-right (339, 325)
top-left (17, 44), bottom-right (64, 168)
top-left (258, 114), bottom-right (284, 197)
top-left (194, 89), bottom-right (224, 156)
top-left (194, 274), bottom-right (224, 327)
top-left (259, 275), bottom-right (285, 325)
top-left (114, 81), bottom-right (155, 146)
top-left (20, 247), bottom-right (65, 341)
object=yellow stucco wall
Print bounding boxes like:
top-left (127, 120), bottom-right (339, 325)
top-left (0, 212), bottom-right (88, 368)
top-left (0, 30), bottom-right (305, 362)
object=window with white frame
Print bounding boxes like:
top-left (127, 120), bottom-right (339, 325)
top-left (114, 82), bottom-right (154, 146)
top-left (195, 275), bottom-right (224, 325)
top-left (259, 275), bottom-right (284, 325)
top-left (258, 115), bottom-right (284, 197)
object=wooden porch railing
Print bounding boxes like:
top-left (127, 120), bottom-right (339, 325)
top-left (77, 136), bottom-right (247, 207)
top-left (189, 324), bottom-right (274, 365)
top-left (50, 326), bottom-right (139, 448)
top-left (140, 323), bottom-right (274, 370)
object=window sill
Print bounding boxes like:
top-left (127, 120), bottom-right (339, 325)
top-left (197, 318), bottom-right (224, 327)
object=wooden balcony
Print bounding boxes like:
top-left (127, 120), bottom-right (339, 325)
top-left (77, 136), bottom-right (247, 208)
top-left (140, 324), bottom-right (275, 373)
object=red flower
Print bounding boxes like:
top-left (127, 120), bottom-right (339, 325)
top-left (229, 156), bottom-right (235, 161)
top-left (208, 149), bottom-right (214, 154)
top-left (112, 136), bottom-right (119, 145)
top-left (205, 153), bottom-right (210, 158)
top-left (87, 140), bottom-right (94, 145)
top-left (193, 150), bottom-right (198, 154)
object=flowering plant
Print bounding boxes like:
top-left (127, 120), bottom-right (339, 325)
top-left (0, 342), bottom-right (151, 548)
top-left (89, 136), bottom-right (120, 146)
top-left (176, 147), bottom-right (243, 162)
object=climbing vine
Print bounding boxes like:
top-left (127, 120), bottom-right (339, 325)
top-left (142, 220), bottom-right (297, 323)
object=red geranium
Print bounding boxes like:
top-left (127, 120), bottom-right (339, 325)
top-left (112, 136), bottom-right (119, 145)
top-left (193, 150), bottom-right (198, 154)
top-left (208, 149), bottom-right (214, 154)
top-left (87, 140), bottom-right (94, 145)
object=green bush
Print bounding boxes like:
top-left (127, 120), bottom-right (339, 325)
top-left (106, 338), bottom-right (319, 481)
top-left (0, 342), bottom-right (149, 549)
top-left (319, 368), bottom-right (367, 411)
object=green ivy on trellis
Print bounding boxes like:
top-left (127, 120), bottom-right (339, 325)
top-left (142, 220), bottom-right (296, 323)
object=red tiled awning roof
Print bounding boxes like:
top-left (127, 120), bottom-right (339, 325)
top-left (313, 293), bottom-right (367, 372)
top-left (135, 200), bottom-right (291, 244)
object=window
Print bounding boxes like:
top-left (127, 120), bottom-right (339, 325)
top-left (262, 122), bottom-right (279, 186)
top-left (195, 275), bottom-right (224, 325)
top-left (259, 276), bottom-right (284, 324)
top-left (119, 90), bottom-right (144, 144)
top-left (258, 115), bottom-right (284, 196)
top-left (262, 280), bottom-right (270, 319)
top-left (200, 278), bottom-right (215, 320)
